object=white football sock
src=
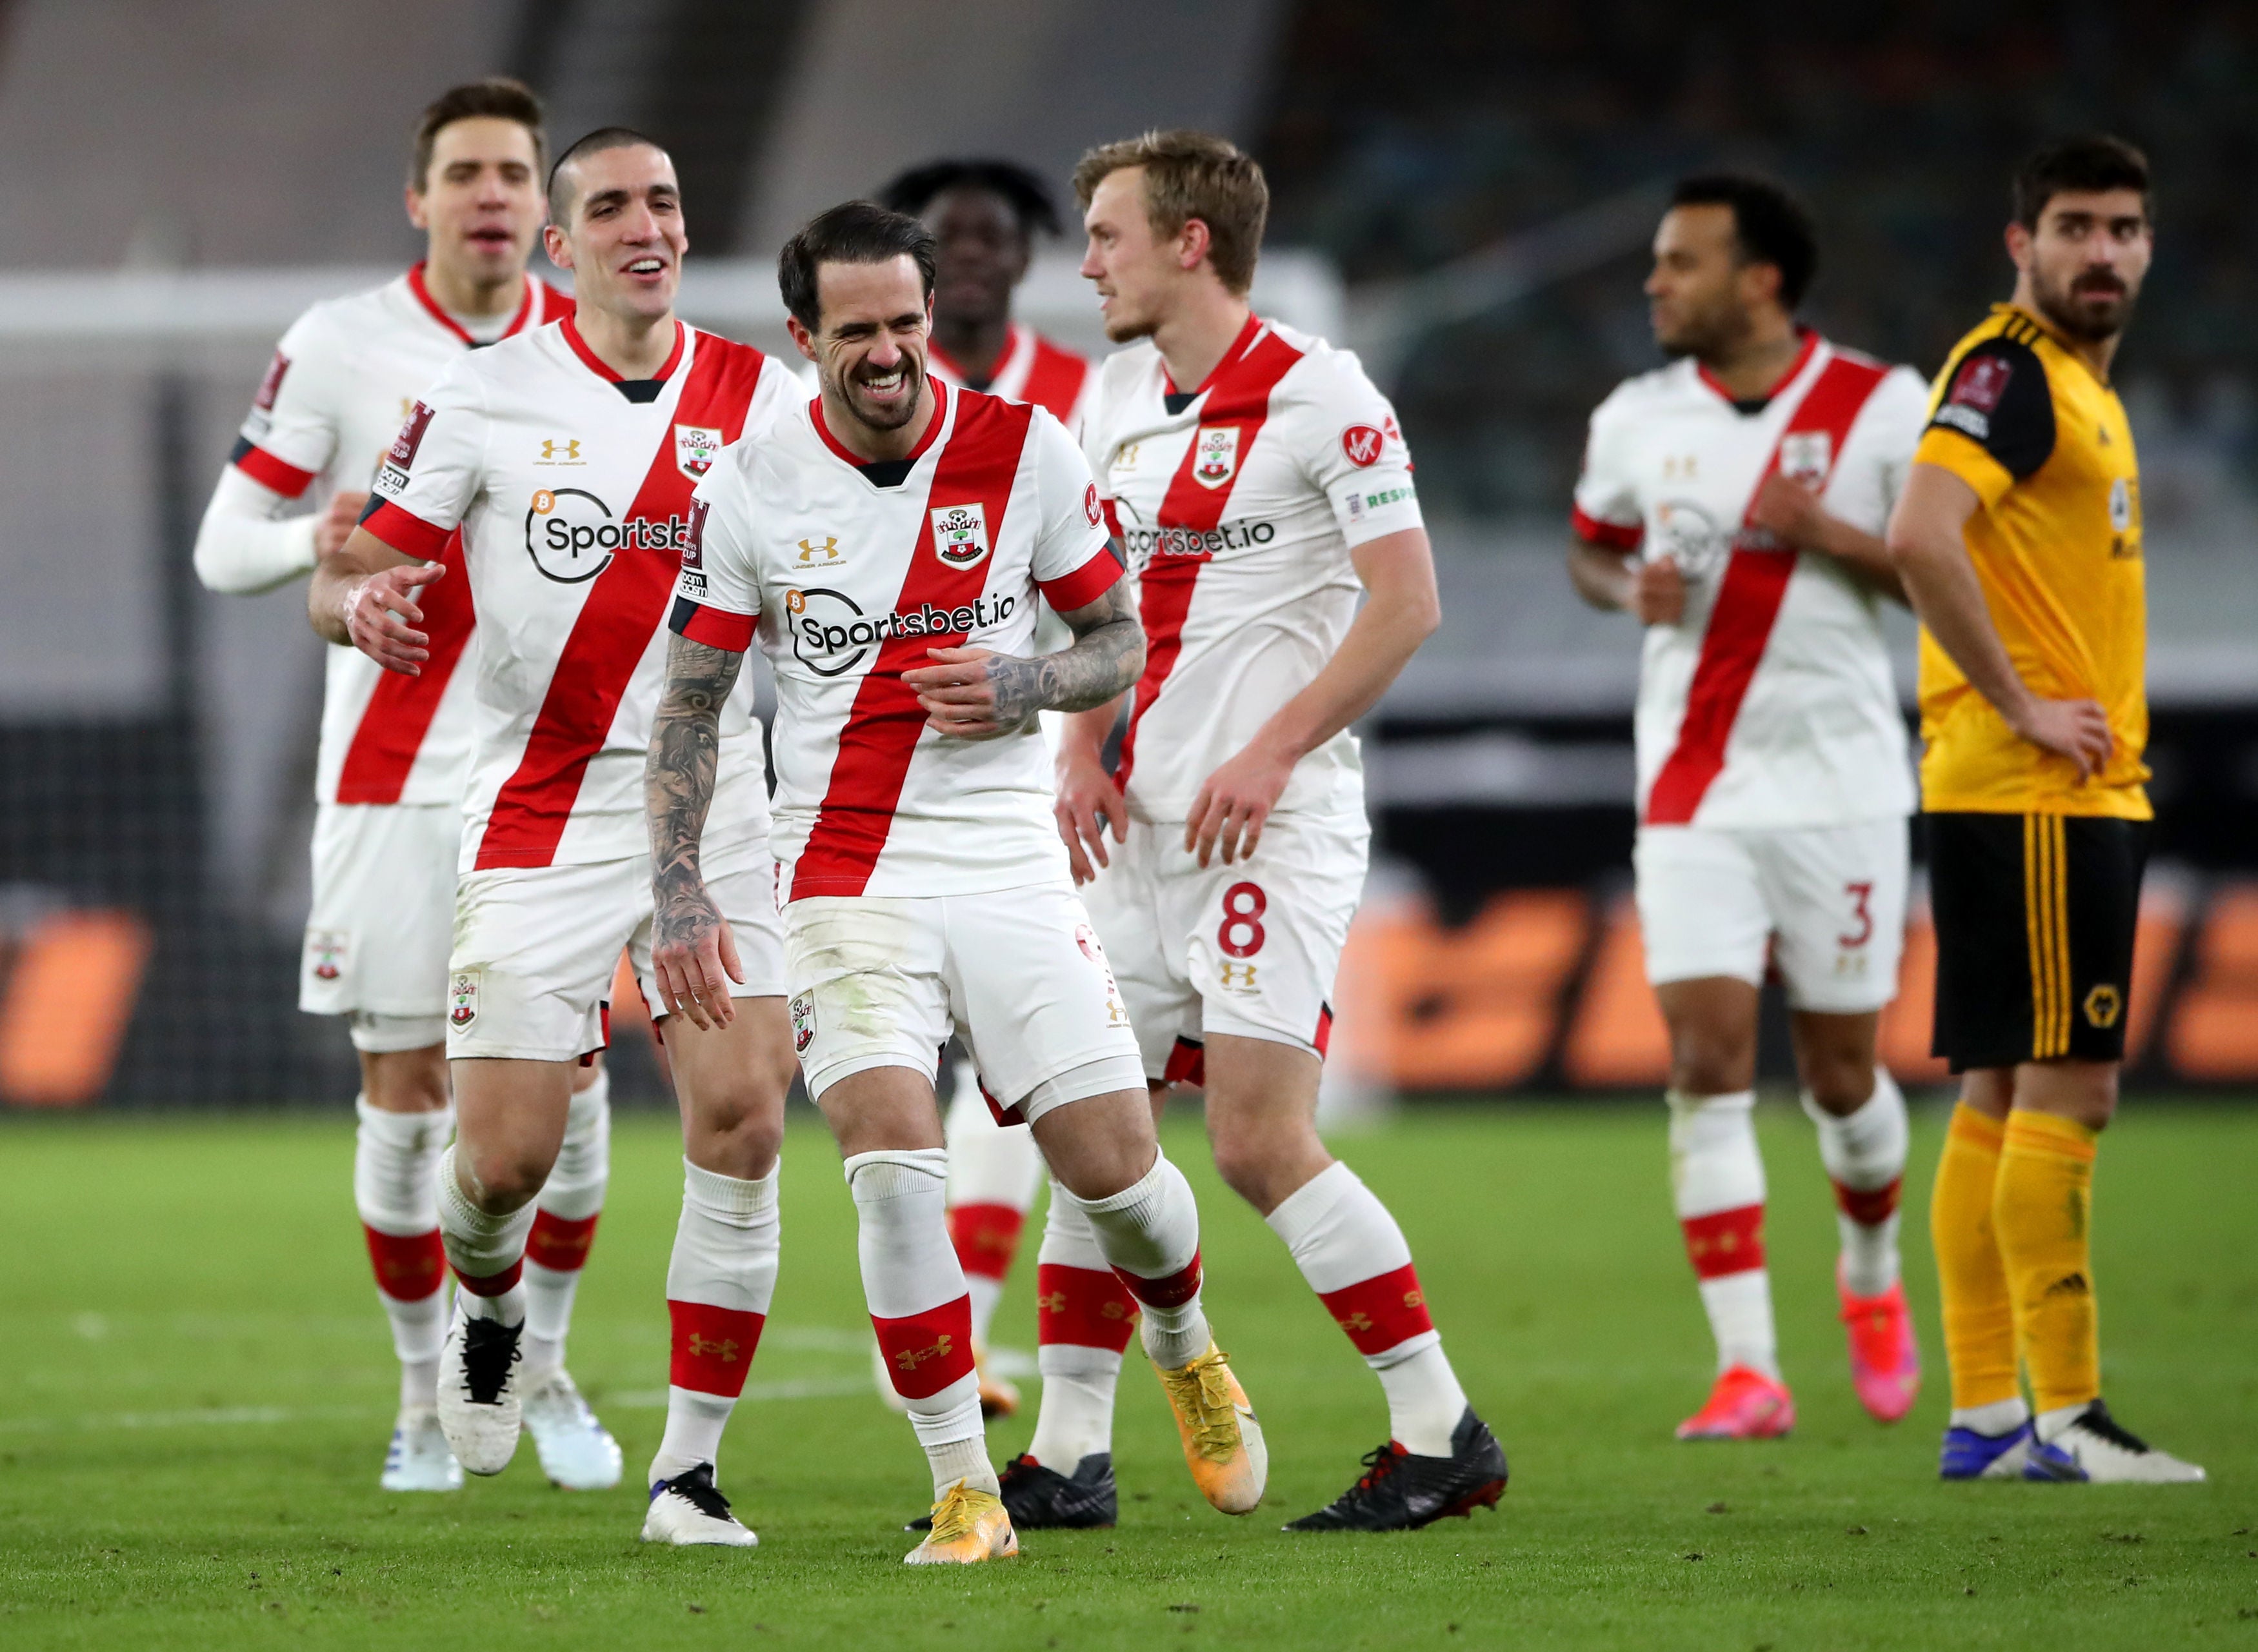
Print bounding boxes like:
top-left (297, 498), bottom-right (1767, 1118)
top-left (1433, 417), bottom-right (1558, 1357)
top-left (1952, 1396), bottom-right (2032, 1435)
top-left (435, 1144), bottom-right (532, 1324)
top-left (651, 1159), bottom-right (780, 1486)
top-left (1028, 1188), bottom-right (1131, 1468)
top-left (1059, 1153), bottom-right (1210, 1370)
top-left (1802, 1068), bottom-right (1908, 1297)
top-left (2036, 1402), bottom-right (2088, 1444)
top-left (1266, 1160), bottom-right (1468, 1455)
top-left (1667, 1090), bottom-right (1779, 1380)
top-left (846, 1149), bottom-right (995, 1498)
top-left (524, 1070), bottom-right (610, 1385)
top-left (353, 1098), bottom-right (452, 1404)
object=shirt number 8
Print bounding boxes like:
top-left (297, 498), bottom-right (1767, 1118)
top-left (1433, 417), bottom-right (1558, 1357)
top-left (1218, 881), bottom-right (1267, 959)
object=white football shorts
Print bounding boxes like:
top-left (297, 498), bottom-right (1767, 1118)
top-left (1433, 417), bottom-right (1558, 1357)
top-left (301, 802), bottom-right (459, 1048)
top-left (446, 831), bottom-right (786, 1063)
top-left (781, 880), bottom-right (1145, 1122)
top-left (1633, 817), bottom-right (1909, 1013)
top-left (1082, 810), bottom-right (1370, 1082)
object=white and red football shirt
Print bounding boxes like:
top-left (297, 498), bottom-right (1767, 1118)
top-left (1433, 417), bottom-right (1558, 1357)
top-left (361, 315), bottom-right (797, 870)
top-left (1572, 333), bottom-right (1928, 829)
top-left (927, 323), bottom-right (1096, 434)
top-left (233, 264), bottom-right (570, 806)
top-left (1084, 314), bottom-right (1423, 823)
top-left (672, 382), bottom-right (1123, 899)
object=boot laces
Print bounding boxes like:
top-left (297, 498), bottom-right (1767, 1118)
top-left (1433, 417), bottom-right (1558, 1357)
top-left (460, 1317), bottom-right (522, 1406)
top-left (1159, 1352), bottom-right (1242, 1462)
top-left (928, 1481), bottom-right (990, 1544)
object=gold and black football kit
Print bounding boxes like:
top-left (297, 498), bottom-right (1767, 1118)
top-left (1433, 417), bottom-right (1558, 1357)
top-left (1914, 304), bottom-right (2149, 1068)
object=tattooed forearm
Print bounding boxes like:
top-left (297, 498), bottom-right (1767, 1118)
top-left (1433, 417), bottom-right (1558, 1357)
top-left (645, 632), bottom-right (744, 945)
top-left (984, 579), bottom-right (1144, 728)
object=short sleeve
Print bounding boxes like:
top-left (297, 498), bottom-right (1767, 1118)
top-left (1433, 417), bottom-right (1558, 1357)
top-left (230, 308), bottom-right (339, 500)
top-left (1916, 336), bottom-right (2055, 510)
top-left (359, 361), bottom-right (485, 561)
top-left (1826, 364), bottom-right (1932, 533)
top-left (1296, 352), bottom-right (1424, 548)
top-left (668, 463), bottom-right (761, 652)
top-left (1026, 409), bottom-right (1123, 612)
top-left (1570, 390), bottom-right (1644, 550)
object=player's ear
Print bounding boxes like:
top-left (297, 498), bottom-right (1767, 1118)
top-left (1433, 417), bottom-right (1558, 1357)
top-left (2004, 219), bottom-right (2033, 274)
top-left (405, 183), bottom-right (430, 234)
top-left (543, 222), bottom-right (572, 272)
top-left (785, 314), bottom-right (817, 363)
top-left (1178, 216), bottom-right (1213, 275)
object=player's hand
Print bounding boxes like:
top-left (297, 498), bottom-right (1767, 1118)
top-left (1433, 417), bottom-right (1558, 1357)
top-left (315, 490), bottom-right (372, 559)
top-left (651, 892), bottom-right (743, 1032)
top-left (1185, 739), bottom-right (1295, 869)
top-left (1749, 473), bottom-right (1828, 550)
top-left (2011, 695), bottom-right (2114, 781)
top-left (1631, 555), bottom-right (1686, 626)
top-left (341, 561), bottom-right (445, 676)
top-left (1055, 745), bottom-right (1129, 884)
top-left (904, 646), bottom-right (1035, 739)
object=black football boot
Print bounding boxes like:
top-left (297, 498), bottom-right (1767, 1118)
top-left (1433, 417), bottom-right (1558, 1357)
top-left (1284, 1409), bottom-right (1507, 1532)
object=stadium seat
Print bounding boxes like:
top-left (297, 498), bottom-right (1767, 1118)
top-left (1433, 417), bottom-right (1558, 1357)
top-left (1561, 891), bottom-right (1672, 1088)
top-left (2164, 881), bottom-right (2258, 1081)
top-left (0, 910), bottom-right (153, 1107)
top-left (1350, 888), bottom-right (1590, 1090)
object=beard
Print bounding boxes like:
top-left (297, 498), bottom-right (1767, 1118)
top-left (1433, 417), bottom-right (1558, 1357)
top-left (827, 353), bottom-right (924, 432)
top-left (2033, 266), bottom-right (2136, 343)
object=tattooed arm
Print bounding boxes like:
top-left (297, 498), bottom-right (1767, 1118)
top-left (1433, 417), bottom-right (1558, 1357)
top-left (899, 577), bottom-right (1145, 741)
top-left (645, 632), bottom-right (747, 1031)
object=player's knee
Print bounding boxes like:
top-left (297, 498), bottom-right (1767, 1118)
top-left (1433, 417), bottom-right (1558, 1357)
top-left (1669, 1028), bottom-right (1753, 1097)
top-left (361, 1046), bottom-right (449, 1113)
top-left (457, 1140), bottom-right (550, 1211)
top-left (1204, 1115), bottom-right (1310, 1211)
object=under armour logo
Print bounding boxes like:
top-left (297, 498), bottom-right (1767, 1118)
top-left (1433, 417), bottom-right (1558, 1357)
top-left (797, 535), bottom-right (840, 564)
top-left (541, 438), bottom-right (581, 461)
top-left (686, 1333), bottom-right (741, 1364)
top-left (1337, 1311), bottom-right (1375, 1333)
top-left (1219, 962), bottom-right (1257, 989)
top-left (1038, 1291), bottom-right (1068, 1315)
top-left (894, 1333), bottom-right (954, 1371)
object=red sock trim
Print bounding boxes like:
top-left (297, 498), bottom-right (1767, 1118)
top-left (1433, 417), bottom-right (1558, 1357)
top-left (1316, 1261), bottom-right (1436, 1357)
top-left (363, 1224), bottom-right (446, 1302)
top-left (872, 1296), bottom-right (977, 1400)
top-left (1681, 1202), bottom-right (1766, 1280)
top-left (1036, 1262), bottom-right (1140, 1352)
top-left (452, 1257), bottom-right (524, 1297)
top-left (668, 1300), bottom-right (766, 1397)
top-left (1831, 1177), bottom-right (1901, 1228)
top-left (947, 1202), bottom-right (1026, 1284)
top-left (1114, 1248), bottom-right (1202, 1310)
top-left (525, 1209), bottom-right (601, 1273)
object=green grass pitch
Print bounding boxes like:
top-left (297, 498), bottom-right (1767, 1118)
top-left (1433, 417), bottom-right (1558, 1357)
top-left (2, 1100), bottom-right (2253, 1649)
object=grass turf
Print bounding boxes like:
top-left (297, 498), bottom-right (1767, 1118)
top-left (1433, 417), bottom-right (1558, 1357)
top-left (0, 1100), bottom-right (2253, 1650)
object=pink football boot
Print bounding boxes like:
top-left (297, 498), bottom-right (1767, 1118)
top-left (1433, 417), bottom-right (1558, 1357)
top-left (1839, 1266), bottom-right (1921, 1424)
top-left (1675, 1365), bottom-right (1796, 1440)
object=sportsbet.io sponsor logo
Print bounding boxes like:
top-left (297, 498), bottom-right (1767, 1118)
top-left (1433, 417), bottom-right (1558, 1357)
top-left (786, 586), bottom-right (1019, 677)
top-left (523, 488), bottom-right (694, 584)
top-left (1121, 519), bottom-right (1277, 561)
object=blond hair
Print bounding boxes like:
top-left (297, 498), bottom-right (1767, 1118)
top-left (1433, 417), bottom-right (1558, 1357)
top-left (1073, 130), bottom-right (1268, 295)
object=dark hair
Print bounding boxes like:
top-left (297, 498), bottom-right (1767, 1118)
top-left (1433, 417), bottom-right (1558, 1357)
top-left (546, 126), bottom-right (669, 224)
top-left (410, 77), bottom-right (546, 192)
top-left (2013, 134), bottom-right (2151, 230)
top-left (777, 201), bottom-right (939, 332)
top-left (878, 158), bottom-right (1061, 239)
top-left (1670, 173), bottom-right (1819, 310)
top-left (1073, 130), bottom-right (1268, 295)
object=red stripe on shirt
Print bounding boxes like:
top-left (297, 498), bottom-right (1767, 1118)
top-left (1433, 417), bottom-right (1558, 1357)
top-left (231, 440), bottom-right (316, 499)
top-left (1036, 544), bottom-right (1122, 613)
top-left (1570, 500), bottom-right (1643, 550)
top-left (335, 526), bottom-right (477, 802)
top-left (474, 335), bottom-right (771, 869)
top-left (788, 387), bottom-right (1034, 898)
top-left (1114, 315), bottom-right (1304, 795)
top-left (360, 497), bottom-right (451, 562)
top-left (1019, 333), bottom-right (1092, 426)
top-left (1642, 350), bottom-right (1891, 826)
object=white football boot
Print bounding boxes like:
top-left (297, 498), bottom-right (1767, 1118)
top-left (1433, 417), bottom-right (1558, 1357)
top-left (435, 1311), bottom-right (525, 1476)
top-left (641, 1464), bottom-right (759, 1547)
top-left (379, 1406), bottom-right (463, 1492)
top-left (2026, 1401), bottom-right (2206, 1483)
top-left (522, 1369), bottom-right (623, 1489)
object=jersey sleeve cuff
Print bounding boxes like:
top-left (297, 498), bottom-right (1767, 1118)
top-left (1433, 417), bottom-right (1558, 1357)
top-left (1035, 542), bottom-right (1125, 612)
top-left (357, 498), bottom-right (451, 561)
top-left (669, 595), bottom-right (756, 652)
top-left (228, 437), bottom-right (316, 499)
top-left (1913, 426), bottom-right (2017, 509)
top-left (1570, 501), bottom-right (1644, 550)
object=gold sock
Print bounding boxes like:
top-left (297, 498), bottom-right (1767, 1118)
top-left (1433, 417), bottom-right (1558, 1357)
top-left (1993, 1110), bottom-right (2101, 1416)
top-left (1930, 1104), bottom-right (2019, 1411)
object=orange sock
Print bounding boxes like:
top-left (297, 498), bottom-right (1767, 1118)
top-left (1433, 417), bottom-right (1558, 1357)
top-left (1993, 1110), bottom-right (2101, 1416)
top-left (1929, 1104), bottom-right (2019, 1411)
